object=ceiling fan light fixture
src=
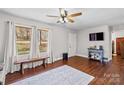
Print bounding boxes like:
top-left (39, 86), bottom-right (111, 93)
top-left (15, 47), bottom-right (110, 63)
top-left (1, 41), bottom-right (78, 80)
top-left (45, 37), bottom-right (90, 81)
top-left (58, 18), bottom-right (64, 23)
top-left (64, 17), bottom-right (68, 22)
top-left (58, 17), bottom-right (68, 23)
top-left (59, 18), bottom-right (63, 22)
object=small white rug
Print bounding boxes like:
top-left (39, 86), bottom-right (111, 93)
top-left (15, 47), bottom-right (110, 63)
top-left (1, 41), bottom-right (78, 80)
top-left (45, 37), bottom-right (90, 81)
top-left (12, 65), bottom-right (94, 85)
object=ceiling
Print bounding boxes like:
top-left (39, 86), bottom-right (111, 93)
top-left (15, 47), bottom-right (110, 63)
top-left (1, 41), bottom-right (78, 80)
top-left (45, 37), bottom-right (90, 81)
top-left (0, 8), bottom-right (124, 31)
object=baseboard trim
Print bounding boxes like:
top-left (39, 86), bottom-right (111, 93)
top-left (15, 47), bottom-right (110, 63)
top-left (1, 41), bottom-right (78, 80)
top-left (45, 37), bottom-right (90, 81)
top-left (75, 54), bottom-right (88, 58)
top-left (76, 53), bottom-right (112, 63)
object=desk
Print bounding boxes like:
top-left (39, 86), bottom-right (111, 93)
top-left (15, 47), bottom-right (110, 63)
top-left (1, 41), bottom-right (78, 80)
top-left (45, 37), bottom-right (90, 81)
top-left (15, 57), bottom-right (49, 74)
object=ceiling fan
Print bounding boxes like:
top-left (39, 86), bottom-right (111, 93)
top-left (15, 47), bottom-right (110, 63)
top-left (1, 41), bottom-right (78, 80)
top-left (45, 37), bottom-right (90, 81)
top-left (46, 8), bottom-right (82, 23)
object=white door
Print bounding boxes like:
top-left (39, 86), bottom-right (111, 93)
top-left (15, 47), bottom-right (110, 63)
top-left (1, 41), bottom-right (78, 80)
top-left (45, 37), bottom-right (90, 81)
top-left (68, 33), bottom-right (76, 57)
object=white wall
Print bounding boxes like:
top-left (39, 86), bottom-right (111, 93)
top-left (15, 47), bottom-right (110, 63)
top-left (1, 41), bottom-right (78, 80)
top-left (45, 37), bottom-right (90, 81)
top-left (51, 26), bottom-right (70, 61)
top-left (0, 12), bottom-right (72, 63)
top-left (68, 32), bottom-right (77, 57)
top-left (77, 25), bottom-right (112, 61)
top-left (112, 30), bottom-right (124, 54)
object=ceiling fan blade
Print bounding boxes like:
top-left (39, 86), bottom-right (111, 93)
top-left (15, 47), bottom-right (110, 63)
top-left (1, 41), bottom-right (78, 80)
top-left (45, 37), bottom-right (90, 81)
top-left (46, 15), bottom-right (59, 18)
top-left (68, 12), bottom-right (82, 17)
top-left (67, 18), bottom-right (74, 23)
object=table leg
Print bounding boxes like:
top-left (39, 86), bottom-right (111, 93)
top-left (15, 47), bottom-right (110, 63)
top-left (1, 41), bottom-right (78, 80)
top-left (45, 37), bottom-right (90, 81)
top-left (20, 63), bottom-right (24, 74)
top-left (43, 59), bottom-right (46, 68)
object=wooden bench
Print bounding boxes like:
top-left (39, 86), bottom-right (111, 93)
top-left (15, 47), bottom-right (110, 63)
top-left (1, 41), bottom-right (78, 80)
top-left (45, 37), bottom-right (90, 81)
top-left (14, 57), bottom-right (49, 74)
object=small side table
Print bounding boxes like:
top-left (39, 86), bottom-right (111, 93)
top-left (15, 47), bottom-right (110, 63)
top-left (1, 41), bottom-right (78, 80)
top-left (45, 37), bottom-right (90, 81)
top-left (63, 53), bottom-right (68, 61)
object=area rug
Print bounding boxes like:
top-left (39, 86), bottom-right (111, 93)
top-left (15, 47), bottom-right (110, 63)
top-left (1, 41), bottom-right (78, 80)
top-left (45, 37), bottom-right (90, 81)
top-left (12, 65), bottom-right (94, 85)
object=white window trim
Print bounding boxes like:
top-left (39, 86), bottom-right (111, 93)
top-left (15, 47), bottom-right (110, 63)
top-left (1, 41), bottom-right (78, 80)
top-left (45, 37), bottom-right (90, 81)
top-left (38, 28), bottom-right (49, 54)
top-left (15, 24), bottom-right (33, 57)
top-left (15, 23), bottom-right (34, 29)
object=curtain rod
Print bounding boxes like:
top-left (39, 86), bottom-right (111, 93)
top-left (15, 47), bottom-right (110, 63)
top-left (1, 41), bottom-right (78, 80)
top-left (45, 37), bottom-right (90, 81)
top-left (7, 21), bottom-right (49, 30)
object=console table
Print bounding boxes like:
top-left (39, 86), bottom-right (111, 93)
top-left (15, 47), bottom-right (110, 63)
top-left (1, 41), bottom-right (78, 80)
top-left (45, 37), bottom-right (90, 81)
top-left (88, 48), bottom-right (104, 63)
top-left (14, 57), bottom-right (49, 74)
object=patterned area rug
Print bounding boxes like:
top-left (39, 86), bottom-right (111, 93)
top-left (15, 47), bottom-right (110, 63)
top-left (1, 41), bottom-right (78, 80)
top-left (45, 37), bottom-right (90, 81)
top-left (12, 65), bottom-right (94, 85)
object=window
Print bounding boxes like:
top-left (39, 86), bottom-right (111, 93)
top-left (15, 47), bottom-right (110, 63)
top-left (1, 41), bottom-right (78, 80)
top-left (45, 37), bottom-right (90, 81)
top-left (16, 26), bottom-right (32, 55)
top-left (38, 29), bottom-right (48, 52)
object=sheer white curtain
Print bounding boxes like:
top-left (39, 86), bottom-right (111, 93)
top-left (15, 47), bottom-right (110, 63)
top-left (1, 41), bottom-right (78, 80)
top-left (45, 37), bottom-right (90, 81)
top-left (4, 21), bottom-right (16, 73)
top-left (48, 30), bottom-right (53, 63)
top-left (30, 26), bottom-right (37, 59)
top-left (1, 21), bottom-right (16, 84)
top-left (29, 26), bottom-right (42, 68)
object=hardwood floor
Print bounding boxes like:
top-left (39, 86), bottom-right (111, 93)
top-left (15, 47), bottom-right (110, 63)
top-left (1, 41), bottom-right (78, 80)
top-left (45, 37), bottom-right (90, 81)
top-left (5, 55), bottom-right (124, 85)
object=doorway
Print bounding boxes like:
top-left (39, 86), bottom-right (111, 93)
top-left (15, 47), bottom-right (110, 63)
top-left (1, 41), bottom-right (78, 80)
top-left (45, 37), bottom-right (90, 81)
top-left (112, 30), bottom-right (124, 58)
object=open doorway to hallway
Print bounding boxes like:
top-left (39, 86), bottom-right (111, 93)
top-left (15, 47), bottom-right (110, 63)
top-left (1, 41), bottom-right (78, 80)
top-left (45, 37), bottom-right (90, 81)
top-left (112, 30), bottom-right (124, 59)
